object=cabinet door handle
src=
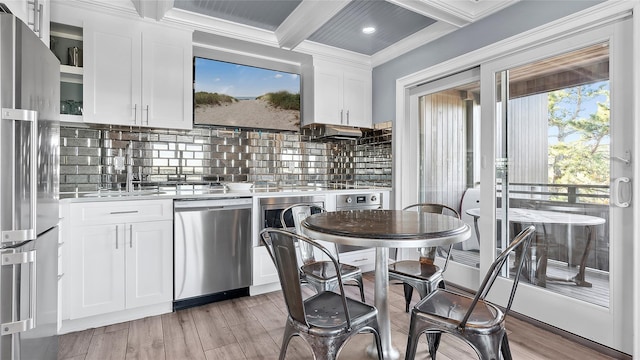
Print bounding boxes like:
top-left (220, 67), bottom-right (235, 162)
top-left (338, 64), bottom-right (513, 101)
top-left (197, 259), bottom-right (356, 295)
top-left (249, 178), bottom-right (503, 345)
top-left (346, 110), bottom-right (350, 125)
top-left (133, 104), bottom-right (138, 124)
top-left (37, 3), bottom-right (43, 37)
top-left (115, 225), bottom-right (119, 249)
top-left (129, 225), bottom-right (133, 248)
top-left (340, 109), bottom-right (343, 124)
top-left (144, 105), bottom-right (150, 125)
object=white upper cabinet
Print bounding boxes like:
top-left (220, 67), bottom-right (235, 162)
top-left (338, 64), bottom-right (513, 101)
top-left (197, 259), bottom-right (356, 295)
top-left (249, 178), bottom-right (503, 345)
top-left (83, 14), bottom-right (192, 130)
top-left (311, 58), bottom-right (372, 128)
top-left (83, 15), bottom-right (140, 126)
top-left (140, 26), bottom-right (192, 129)
top-left (4, 0), bottom-right (50, 45)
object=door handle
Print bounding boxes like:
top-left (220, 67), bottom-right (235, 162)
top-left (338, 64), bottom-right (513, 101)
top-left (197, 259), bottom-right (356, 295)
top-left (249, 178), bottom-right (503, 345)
top-left (611, 177), bottom-right (631, 207)
top-left (1, 249), bottom-right (37, 335)
top-left (1, 109), bottom-right (38, 244)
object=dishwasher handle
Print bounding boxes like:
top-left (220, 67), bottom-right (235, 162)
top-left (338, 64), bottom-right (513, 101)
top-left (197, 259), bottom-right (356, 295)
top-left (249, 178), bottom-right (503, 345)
top-left (174, 205), bottom-right (251, 212)
top-left (174, 198), bottom-right (253, 212)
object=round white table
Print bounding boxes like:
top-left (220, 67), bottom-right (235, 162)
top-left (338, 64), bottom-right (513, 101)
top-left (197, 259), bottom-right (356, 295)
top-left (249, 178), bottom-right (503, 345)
top-left (301, 209), bottom-right (471, 360)
top-left (465, 207), bottom-right (606, 287)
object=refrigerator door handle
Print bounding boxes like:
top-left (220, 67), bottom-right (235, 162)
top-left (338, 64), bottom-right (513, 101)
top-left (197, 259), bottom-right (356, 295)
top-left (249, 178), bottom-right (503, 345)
top-left (1, 249), bottom-right (37, 335)
top-left (1, 108), bottom-right (38, 244)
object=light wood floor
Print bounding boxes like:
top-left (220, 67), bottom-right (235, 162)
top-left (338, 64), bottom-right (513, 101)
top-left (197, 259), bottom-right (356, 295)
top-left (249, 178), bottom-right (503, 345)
top-left (58, 273), bottom-right (623, 360)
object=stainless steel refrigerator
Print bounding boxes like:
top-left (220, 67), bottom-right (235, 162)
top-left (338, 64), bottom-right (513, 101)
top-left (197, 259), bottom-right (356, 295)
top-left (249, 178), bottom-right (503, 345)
top-left (0, 9), bottom-right (60, 360)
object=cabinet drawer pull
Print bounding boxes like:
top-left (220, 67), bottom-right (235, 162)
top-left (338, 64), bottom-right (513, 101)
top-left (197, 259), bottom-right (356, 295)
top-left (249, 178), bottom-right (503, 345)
top-left (351, 258), bottom-right (368, 262)
top-left (109, 210), bottom-right (139, 215)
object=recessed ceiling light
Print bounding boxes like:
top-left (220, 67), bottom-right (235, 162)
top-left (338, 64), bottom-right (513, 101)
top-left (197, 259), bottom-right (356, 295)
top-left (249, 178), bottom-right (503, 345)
top-left (362, 26), bottom-right (376, 35)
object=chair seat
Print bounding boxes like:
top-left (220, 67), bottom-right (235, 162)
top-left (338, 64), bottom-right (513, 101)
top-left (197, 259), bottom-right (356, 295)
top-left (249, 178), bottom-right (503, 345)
top-left (303, 291), bottom-right (378, 334)
top-left (389, 260), bottom-right (442, 281)
top-left (413, 289), bottom-right (504, 331)
top-left (302, 261), bottom-right (361, 281)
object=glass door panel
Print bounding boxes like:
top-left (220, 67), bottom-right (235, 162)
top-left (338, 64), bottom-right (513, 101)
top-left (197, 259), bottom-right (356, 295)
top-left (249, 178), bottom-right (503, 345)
top-left (484, 19), bottom-right (633, 353)
top-left (416, 73), bottom-right (480, 268)
top-left (496, 43), bottom-right (611, 306)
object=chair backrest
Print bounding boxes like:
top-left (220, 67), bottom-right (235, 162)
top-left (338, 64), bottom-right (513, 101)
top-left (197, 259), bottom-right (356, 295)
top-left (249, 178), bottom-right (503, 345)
top-left (458, 225), bottom-right (536, 329)
top-left (280, 203), bottom-right (334, 264)
top-left (397, 203), bottom-right (461, 269)
top-left (260, 228), bottom-right (352, 328)
top-left (403, 203), bottom-right (461, 219)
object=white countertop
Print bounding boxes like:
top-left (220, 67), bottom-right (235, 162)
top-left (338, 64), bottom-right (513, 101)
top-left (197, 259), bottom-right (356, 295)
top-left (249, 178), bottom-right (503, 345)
top-left (60, 186), bottom-right (391, 203)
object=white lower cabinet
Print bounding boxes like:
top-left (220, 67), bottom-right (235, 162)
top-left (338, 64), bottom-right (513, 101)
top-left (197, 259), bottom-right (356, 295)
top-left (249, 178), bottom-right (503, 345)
top-left (69, 220), bottom-right (172, 319)
top-left (252, 246), bottom-right (279, 286)
top-left (70, 223), bottom-right (125, 318)
top-left (65, 200), bottom-right (173, 324)
top-left (339, 248), bottom-right (376, 273)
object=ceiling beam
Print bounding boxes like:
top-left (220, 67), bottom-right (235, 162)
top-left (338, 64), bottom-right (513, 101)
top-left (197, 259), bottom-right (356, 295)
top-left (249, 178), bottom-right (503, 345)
top-left (387, 0), bottom-right (470, 27)
top-left (275, 0), bottom-right (351, 50)
top-left (131, 0), bottom-right (174, 21)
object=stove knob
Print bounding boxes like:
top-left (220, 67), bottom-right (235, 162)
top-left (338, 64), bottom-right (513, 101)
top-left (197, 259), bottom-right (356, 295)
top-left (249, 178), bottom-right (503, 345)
top-left (370, 195), bottom-right (377, 202)
top-left (346, 197), bottom-right (353, 204)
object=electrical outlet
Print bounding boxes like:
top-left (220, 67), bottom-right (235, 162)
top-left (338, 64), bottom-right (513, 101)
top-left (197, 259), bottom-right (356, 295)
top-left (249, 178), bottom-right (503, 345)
top-left (114, 156), bottom-right (125, 171)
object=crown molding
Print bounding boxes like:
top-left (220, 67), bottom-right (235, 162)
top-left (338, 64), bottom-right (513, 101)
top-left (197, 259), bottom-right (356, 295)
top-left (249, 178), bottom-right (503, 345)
top-left (371, 21), bottom-right (457, 67)
top-left (164, 8), bottom-right (279, 47)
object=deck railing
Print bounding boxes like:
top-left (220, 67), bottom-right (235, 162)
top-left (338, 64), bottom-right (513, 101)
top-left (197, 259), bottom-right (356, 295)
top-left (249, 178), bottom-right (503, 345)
top-left (498, 182), bottom-right (609, 204)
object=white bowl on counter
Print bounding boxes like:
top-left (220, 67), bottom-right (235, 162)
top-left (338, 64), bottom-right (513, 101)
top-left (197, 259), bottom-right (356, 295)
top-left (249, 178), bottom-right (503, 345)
top-left (225, 182), bottom-right (253, 191)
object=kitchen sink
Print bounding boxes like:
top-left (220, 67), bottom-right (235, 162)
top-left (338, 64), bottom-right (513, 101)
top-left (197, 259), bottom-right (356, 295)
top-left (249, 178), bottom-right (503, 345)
top-left (83, 189), bottom-right (166, 197)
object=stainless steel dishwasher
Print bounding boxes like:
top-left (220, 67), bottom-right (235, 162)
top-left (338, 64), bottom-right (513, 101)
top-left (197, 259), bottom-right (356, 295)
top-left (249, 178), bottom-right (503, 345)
top-left (173, 197), bottom-right (252, 310)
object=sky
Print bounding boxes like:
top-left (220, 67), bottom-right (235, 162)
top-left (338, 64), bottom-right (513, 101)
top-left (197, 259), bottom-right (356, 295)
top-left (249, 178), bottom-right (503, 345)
top-left (194, 57), bottom-right (300, 98)
top-left (546, 81), bottom-right (610, 145)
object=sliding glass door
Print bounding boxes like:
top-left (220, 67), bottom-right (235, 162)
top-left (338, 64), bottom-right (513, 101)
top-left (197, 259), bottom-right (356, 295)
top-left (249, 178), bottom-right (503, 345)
top-left (481, 19), bottom-right (633, 352)
top-left (407, 69), bottom-right (482, 289)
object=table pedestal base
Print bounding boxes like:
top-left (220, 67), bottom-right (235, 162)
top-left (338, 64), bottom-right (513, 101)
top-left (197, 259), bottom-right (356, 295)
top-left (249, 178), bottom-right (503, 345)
top-left (368, 247), bottom-right (400, 359)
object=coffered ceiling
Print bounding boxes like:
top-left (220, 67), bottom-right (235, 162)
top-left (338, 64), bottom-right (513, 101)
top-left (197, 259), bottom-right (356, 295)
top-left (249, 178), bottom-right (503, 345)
top-left (131, 0), bottom-right (518, 65)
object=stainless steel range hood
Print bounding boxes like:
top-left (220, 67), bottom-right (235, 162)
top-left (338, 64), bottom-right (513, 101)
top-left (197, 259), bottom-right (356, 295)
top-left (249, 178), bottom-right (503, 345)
top-left (309, 124), bottom-right (362, 139)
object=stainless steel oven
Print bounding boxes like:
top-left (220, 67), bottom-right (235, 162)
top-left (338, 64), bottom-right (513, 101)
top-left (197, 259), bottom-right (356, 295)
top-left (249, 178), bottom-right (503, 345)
top-left (259, 195), bottom-right (326, 232)
top-left (335, 193), bottom-right (382, 253)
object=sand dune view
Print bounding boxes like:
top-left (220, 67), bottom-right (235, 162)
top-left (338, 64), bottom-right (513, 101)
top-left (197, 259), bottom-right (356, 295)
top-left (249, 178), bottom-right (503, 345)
top-left (195, 98), bottom-right (300, 131)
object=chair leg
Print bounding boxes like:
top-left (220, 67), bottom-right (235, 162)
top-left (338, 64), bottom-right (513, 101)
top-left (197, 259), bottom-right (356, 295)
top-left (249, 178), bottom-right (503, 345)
top-left (427, 332), bottom-right (441, 360)
top-left (308, 334), bottom-right (345, 360)
top-left (403, 283), bottom-right (414, 312)
top-left (356, 274), bottom-right (366, 302)
top-left (466, 333), bottom-right (502, 360)
top-left (279, 323), bottom-right (296, 360)
top-left (500, 333), bottom-right (513, 360)
top-left (370, 327), bottom-right (384, 360)
top-left (404, 315), bottom-right (420, 360)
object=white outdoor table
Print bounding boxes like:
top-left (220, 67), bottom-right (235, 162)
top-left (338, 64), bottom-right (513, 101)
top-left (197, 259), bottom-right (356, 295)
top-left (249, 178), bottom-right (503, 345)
top-left (465, 207), bottom-right (606, 287)
top-left (301, 209), bottom-right (471, 360)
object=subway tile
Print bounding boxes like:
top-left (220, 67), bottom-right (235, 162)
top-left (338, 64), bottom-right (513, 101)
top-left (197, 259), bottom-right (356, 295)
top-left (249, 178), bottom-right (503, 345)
top-left (77, 166), bottom-right (101, 175)
top-left (60, 123), bottom-right (391, 188)
top-left (65, 174), bottom-right (88, 183)
top-left (77, 129), bottom-right (102, 139)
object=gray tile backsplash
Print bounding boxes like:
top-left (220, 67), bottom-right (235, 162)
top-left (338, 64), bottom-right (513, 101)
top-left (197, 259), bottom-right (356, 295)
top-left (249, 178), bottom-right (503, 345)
top-left (59, 123), bottom-right (392, 192)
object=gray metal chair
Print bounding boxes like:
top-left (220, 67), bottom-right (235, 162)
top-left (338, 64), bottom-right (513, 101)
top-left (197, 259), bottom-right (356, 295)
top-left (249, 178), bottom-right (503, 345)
top-left (280, 203), bottom-right (366, 302)
top-left (260, 228), bottom-right (383, 360)
top-left (404, 225), bottom-right (536, 360)
top-left (389, 203), bottom-right (460, 312)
